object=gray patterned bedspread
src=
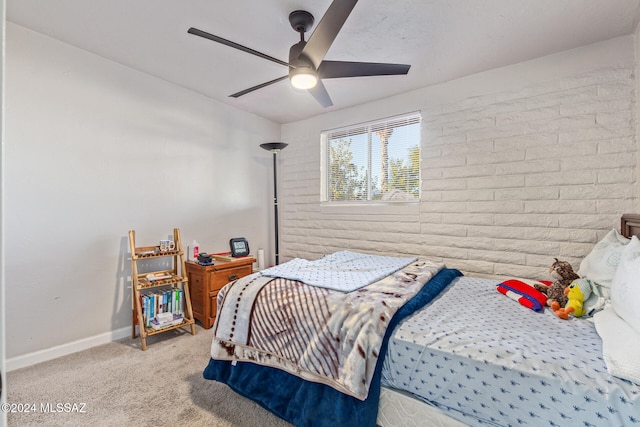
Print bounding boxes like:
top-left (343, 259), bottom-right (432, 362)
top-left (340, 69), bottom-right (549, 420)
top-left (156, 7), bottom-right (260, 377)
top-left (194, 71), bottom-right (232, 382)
top-left (210, 258), bottom-right (444, 400)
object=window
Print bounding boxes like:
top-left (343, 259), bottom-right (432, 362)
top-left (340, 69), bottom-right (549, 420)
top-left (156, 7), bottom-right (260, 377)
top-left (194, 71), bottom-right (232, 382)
top-left (321, 112), bottom-right (421, 203)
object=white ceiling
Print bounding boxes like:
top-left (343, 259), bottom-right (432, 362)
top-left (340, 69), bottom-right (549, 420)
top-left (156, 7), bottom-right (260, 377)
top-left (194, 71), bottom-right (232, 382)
top-left (7, 0), bottom-right (640, 124)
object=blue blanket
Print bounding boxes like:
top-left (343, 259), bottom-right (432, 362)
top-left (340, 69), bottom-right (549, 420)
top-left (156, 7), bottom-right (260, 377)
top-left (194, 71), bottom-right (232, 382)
top-left (203, 268), bottom-right (462, 427)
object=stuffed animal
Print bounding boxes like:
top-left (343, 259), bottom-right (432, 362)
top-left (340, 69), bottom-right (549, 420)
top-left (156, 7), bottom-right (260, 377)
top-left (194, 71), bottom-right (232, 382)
top-left (534, 258), bottom-right (580, 308)
top-left (552, 278), bottom-right (592, 319)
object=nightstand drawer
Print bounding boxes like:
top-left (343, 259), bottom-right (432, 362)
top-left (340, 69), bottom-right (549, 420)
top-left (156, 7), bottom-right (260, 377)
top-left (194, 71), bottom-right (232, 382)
top-left (209, 264), bottom-right (253, 291)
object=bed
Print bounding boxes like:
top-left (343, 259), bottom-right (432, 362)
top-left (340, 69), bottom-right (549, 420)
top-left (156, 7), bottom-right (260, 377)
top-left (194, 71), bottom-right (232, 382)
top-left (203, 215), bottom-right (640, 426)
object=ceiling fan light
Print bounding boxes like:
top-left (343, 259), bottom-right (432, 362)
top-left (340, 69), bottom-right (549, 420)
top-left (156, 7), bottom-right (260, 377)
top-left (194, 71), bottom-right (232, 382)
top-left (290, 68), bottom-right (318, 90)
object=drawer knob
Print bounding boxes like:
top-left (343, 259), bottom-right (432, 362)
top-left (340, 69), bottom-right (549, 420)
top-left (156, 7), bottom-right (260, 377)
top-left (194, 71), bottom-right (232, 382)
top-left (228, 274), bottom-right (238, 281)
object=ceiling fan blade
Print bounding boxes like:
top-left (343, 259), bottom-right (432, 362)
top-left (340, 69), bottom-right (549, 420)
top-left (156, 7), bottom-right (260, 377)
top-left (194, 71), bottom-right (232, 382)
top-left (300, 0), bottom-right (359, 69)
top-left (318, 60), bottom-right (411, 79)
top-left (229, 75), bottom-right (289, 98)
top-left (188, 27), bottom-right (290, 68)
top-left (308, 80), bottom-right (333, 108)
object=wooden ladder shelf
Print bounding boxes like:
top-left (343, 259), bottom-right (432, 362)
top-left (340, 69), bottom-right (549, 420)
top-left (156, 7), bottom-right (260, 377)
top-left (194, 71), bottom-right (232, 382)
top-left (128, 228), bottom-right (196, 350)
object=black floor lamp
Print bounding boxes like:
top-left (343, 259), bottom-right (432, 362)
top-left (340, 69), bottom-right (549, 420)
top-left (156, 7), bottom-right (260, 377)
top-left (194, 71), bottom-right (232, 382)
top-left (260, 142), bottom-right (288, 265)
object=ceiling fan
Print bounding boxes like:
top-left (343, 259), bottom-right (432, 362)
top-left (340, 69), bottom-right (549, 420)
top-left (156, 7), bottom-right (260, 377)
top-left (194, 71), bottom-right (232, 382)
top-left (187, 0), bottom-right (411, 107)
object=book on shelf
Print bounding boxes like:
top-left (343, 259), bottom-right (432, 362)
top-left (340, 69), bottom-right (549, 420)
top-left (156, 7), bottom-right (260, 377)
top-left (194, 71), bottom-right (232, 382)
top-left (145, 272), bottom-right (173, 282)
top-left (144, 294), bottom-right (151, 327)
top-left (150, 313), bottom-right (184, 330)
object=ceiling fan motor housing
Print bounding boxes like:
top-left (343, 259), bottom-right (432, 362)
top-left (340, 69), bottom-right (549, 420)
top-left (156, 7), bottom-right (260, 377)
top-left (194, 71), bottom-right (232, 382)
top-left (289, 41), bottom-right (310, 67)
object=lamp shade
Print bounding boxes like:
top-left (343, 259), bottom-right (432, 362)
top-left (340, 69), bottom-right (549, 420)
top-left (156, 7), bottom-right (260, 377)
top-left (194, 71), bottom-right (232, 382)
top-left (260, 142), bottom-right (289, 152)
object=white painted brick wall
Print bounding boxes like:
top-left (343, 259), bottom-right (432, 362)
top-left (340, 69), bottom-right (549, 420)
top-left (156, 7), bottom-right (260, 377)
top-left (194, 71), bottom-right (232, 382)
top-left (279, 66), bottom-right (637, 280)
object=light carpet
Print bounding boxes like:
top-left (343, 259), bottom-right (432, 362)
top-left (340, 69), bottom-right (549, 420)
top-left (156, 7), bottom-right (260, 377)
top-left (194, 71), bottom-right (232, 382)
top-left (6, 324), bottom-right (293, 427)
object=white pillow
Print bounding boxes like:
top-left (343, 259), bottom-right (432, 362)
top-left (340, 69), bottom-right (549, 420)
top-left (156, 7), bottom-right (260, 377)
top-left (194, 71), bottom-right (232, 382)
top-left (594, 306), bottom-right (640, 385)
top-left (610, 235), bottom-right (640, 335)
top-left (578, 229), bottom-right (630, 297)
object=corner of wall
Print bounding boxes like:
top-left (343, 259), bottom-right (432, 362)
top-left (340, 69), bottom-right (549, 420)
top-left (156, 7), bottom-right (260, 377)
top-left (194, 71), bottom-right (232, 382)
top-left (635, 22), bottom-right (640, 213)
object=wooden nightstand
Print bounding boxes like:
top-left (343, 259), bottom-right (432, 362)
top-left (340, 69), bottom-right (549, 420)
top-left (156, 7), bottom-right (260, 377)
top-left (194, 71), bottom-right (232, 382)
top-left (184, 257), bottom-right (256, 329)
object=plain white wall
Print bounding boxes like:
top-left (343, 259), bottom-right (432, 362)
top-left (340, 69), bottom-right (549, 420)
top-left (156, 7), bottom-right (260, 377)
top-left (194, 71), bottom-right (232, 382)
top-left (280, 36), bottom-right (637, 279)
top-left (4, 23), bottom-right (280, 364)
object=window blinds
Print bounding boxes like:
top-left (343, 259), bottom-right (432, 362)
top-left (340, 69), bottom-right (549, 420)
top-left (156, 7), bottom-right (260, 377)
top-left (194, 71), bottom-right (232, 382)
top-left (324, 112), bottom-right (421, 202)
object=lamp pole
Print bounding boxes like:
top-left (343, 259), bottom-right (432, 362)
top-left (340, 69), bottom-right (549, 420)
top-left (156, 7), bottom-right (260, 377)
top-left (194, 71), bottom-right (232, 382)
top-left (260, 142), bottom-right (288, 265)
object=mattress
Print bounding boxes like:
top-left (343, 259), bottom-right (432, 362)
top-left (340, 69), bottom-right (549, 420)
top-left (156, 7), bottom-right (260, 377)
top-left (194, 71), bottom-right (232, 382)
top-left (378, 386), bottom-right (468, 427)
top-left (381, 276), bottom-right (640, 427)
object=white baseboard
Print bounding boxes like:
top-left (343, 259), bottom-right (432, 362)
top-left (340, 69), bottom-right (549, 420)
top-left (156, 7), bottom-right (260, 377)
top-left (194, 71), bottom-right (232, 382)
top-left (6, 326), bottom-right (131, 371)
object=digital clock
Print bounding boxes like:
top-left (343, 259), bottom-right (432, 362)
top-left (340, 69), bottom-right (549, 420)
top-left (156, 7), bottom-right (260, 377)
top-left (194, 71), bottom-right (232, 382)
top-left (229, 237), bottom-right (250, 257)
